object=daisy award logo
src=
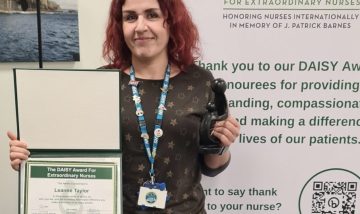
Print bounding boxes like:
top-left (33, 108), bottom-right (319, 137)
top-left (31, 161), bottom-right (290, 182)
top-left (146, 191), bottom-right (157, 204)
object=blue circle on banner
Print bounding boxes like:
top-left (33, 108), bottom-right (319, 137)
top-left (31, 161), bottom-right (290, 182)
top-left (298, 168), bottom-right (360, 214)
top-left (146, 191), bottom-right (157, 204)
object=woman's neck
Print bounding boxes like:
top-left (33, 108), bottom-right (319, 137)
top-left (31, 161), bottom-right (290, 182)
top-left (132, 58), bottom-right (168, 80)
top-left (126, 57), bottom-right (181, 80)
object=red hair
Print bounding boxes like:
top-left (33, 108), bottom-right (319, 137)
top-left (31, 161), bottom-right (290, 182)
top-left (103, 0), bottom-right (200, 70)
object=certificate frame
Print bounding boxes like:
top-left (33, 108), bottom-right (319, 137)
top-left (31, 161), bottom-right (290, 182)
top-left (13, 69), bottom-right (123, 213)
top-left (20, 150), bottom-right (122, 214)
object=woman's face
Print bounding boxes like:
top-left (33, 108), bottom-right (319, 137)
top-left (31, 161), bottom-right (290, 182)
top-left (122, 0), bottom-right (170, 63)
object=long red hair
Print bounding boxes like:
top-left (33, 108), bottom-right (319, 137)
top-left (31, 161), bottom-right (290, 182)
top-left (103, 0), bottom-right (200, 70)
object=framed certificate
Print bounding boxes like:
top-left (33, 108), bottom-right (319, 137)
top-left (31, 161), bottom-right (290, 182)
top-left (13, 69), bottom-right (122, 213)
top-left (20, 151), bottom-right (122, 214)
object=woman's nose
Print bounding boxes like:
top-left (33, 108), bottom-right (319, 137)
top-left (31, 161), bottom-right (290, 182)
top-left (135, 16), bottom-right (147, 32)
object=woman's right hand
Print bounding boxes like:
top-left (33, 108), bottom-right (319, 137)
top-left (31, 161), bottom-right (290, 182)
top-left (7, 131), bottom-right (30, 171)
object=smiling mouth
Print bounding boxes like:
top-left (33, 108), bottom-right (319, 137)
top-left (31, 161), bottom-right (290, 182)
top-left (135, 37), bottom-right (154, 41)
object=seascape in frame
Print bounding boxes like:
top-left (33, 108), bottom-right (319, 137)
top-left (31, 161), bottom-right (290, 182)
top-left (0, 0), bottom-right (79, 62)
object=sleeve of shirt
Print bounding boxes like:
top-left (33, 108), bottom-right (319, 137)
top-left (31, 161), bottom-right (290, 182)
top-left (196, 67), bottom-right (231, 177)
top-left (199, 153), bottom-right (231, 177)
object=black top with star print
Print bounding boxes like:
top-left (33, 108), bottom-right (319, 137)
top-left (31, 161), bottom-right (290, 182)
top-left (118, 64), bottom-right (230, 213)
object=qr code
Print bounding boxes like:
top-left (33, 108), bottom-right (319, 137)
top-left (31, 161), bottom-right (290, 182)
top-left (312, 181), bottom-right (357, 214)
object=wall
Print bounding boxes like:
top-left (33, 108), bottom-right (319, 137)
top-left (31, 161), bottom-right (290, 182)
top-left (2, 0), bottom-right (360, 213)
top-left (185, 1), bottom-right (360, 213)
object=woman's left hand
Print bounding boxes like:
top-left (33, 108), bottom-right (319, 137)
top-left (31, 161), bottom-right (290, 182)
top-left (203, 115), bottom-right (240, 170)
top-left (212, 115), bottom-right (240, 147)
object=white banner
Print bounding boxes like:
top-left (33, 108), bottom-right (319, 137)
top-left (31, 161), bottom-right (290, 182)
top-left (184, 1), bottom-right (360, 213)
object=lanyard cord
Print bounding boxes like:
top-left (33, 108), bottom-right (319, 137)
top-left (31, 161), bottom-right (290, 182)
top-left (129, 65), bottom-right (171, 184)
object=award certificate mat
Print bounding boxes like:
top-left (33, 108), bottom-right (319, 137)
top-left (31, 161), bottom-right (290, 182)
top-left (13, 68), bottom-right (121, 150)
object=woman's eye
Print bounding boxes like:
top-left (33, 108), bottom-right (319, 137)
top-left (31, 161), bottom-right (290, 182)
top-left (147, 12), bottom-right (159, 19)
top-left (123, 14), bottom-right (137, 22)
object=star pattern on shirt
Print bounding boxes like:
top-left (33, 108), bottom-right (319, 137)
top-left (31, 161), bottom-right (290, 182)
top-left (166, 170), bottom-right (173, 178)
top-left (184, 168), bottom-right (189, 175)
top-left (206, 80), bottom-right (211, 87)
top-left (137, 178), bottom-right (144, 185)
top-left (187, 85), bottom-right (194, 91)
top-left (183, 193), bottom-right (189, 200)
top-left (164, 157), bottom-right (170, 165)
top-left (167, 192), bottom-right (173, 200)
top-left (170, 119), bottom-right (178, 126)
top-left (139, 88), bottom-right (145, 95)
top-left (167, 102), bottom-right (175, 108)
top-left (125, 133), bottom-right (132, 142)
top-left (137, 164), bottom-right (145, 172)
top-left (168, 141), bottom-right (175, 149)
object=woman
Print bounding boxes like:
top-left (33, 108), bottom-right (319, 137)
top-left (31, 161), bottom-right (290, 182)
top-left (9, 0), bottom-right (240, 213)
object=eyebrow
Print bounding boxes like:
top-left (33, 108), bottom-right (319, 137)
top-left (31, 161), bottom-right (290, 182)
top-left (122, 8), bottom-right (161, 14)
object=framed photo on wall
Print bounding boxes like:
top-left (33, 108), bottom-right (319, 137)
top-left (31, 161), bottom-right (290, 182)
top-left (0, 0), bottom-right (80, 62)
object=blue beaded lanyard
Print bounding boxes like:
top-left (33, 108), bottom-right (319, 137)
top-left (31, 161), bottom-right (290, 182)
top-left (129, 64), bottom-right (171, 184)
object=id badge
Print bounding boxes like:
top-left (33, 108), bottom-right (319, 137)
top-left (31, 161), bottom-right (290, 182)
top-left (137, 183), bottom-right (167, 209)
